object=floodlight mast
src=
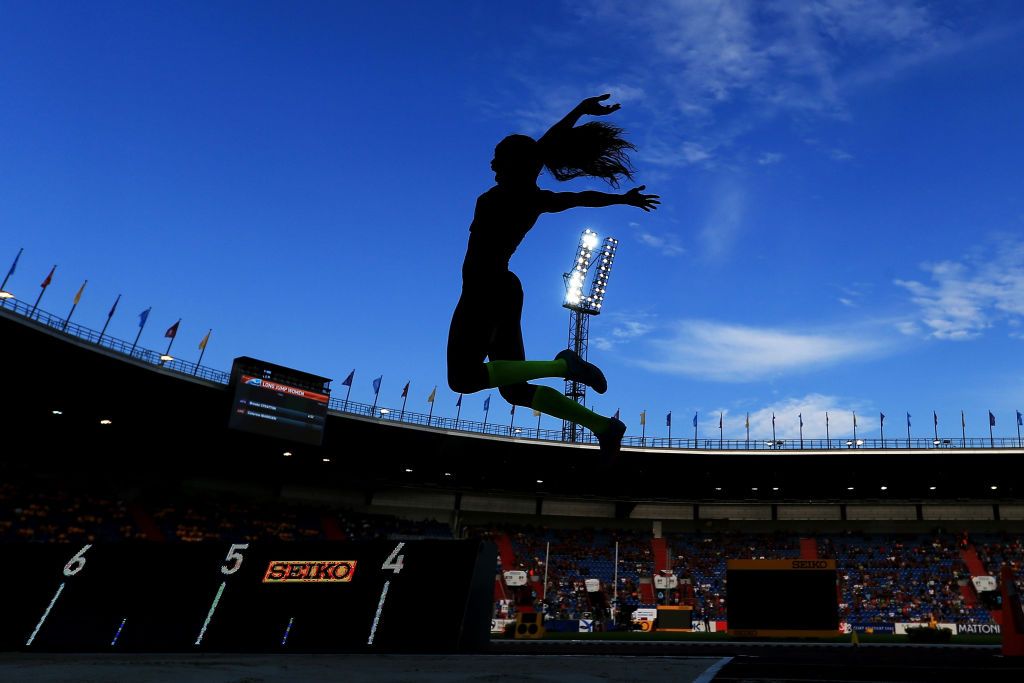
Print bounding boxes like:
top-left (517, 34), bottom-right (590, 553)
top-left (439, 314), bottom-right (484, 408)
top-left (561, 230), bottom-right (618, 443)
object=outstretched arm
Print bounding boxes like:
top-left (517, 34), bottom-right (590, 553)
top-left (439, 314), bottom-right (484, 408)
top-left (542, 186), bottom-right (660, 214)
top-left (539, 94), bottom-right (621, 143)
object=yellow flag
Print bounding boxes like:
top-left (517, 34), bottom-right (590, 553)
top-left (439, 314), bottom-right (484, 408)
top-left (640, 410), bottom-right (646, 425)
top-left (745, 412), bottom-right (749, 429)
top-left (427, 386), bottom-right (436, 403)
top-left (73, 280), bottom-right (87, 305)
top-left (532, 409), bottom-right (541, 417)
top-left (198, 329), bottom-right (211, 350)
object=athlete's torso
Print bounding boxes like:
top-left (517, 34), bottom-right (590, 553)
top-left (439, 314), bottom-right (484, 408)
top-left (461, 185), bottom-right (553, 283)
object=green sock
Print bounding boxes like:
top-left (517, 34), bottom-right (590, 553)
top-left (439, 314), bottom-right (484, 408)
top-left (530, 385), bottom-right (611, 434)
top-left (486, 359), bottom-right (567, 387)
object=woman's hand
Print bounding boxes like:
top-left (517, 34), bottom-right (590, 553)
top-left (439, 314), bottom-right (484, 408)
top-left (622, 186), bottom-right (660, 212)
top-left (578, 94), bottom-right (621, 117)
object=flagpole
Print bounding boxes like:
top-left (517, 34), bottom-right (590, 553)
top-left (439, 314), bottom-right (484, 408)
top-left (1017, 412), bottom-right (1021, 448)
top-left (130, 308), bottom-right (150, 356)
top-left (456, 395), bottom-right (463, 426)
top-left (345, 383), bottom-right (353, 411)
top-left (799, 415), bottom-right (803, 449)
top-left (667, 412), bottom-right (672, 444)
top-left (641, 412), bottom-right (646, 447)
top-left (427, 388), bottom-right (436, 425)
top-left (163, 319), bottom-right (180, 359)
top-left (906, 414), bottom-right (911, 449)
top-left (0, 247), bottom-right (22, 294)
top-left (194, 329), bottom-right (212, 375)
top-left (880, 414), bottom-right (884, 448)
top-left (772, 413), bottom-right (776, 445)
top-left (826, 412), bottom-right (830, 448)
top-left (62, 280), bottom-right (87, 331)
top-left (30, 265), bottom-right (56, 317)
top-left (693, 412), bottom-right (697, 448)
top-left (719, 412), bottom-right (723, 449)
top-left (509, 406), bottom-right (515, 435)
top-left (400, 390), bottom-right (408, 421)
top-left (961, 410), bottom-right (966, 448)
top-left (99, 294), bottom-right (120, 343)
top-left (371, 377), bottom-right (382, 415)
top-left (989, 412), bottom-right (994, 448)
top-left (536, 410), bottom-right (542, 436)
top-left (745, 413), bottom-right (749, 449)
top-left (852, 411), bottom-right (857, 442)
top-left (483, 395), bottom-right (490, 429)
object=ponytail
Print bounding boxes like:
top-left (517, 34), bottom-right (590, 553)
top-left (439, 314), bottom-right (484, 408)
top-left (538, 122), bottom-right (636, 188)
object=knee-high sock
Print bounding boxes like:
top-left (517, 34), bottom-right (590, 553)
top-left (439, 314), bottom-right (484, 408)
top-left (530, 385), bottom-right (611, 434)
top-left (486, 359), bottom-right (566, 388)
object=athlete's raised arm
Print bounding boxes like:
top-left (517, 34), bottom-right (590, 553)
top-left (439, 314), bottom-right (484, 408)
top-left (541, 186), bottom-right (660, 214)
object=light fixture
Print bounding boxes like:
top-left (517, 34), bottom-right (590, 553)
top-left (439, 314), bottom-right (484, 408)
top-left (880, 485), bottom-right (888, 491)
top-left (0, 291), bottom-right (13, 299)
top-left (380, 408), bottom-right (390, 415)
top-left (847, 486), bottom-right (855, 491)
top-left (404, 468), bottom-right (413, 473)
top-left (928, 486), bottom-right (936, 490)
top-left (933, 439), bottom-right (941, 446)
top-left (751, 487), bottom-right (758, 491)
top-left (322, 457), bottom-right (331, 463)
top-left (283, 451), bottom-right (292, 457)
top-left (715, 487), bottom-right (722, 491)
top-left (991, 485), bottom-right (998, 490)
top-left (160, 354), bottom-right (174, 362)
top-left (536, 479), bottom-right (544, 484)
top-left (563, 231), bottom-right (617, 315)
top-left (52, 410), bottom-right (62, 415)
top-left (772, 487), bottom-right (779, 491)
top-left (443, 472), bottom-right (452, 477)
top-left (99, 419), bottom-right (112, 425)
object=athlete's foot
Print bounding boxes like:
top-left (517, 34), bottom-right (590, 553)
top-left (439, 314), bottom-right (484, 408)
top-left (556, 349), bottom-right (607, 394)
top-left (596, 417), bottom-right (626, 461)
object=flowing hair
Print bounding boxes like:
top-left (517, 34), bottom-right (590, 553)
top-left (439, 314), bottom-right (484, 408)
top-left (538, 121), bottom-right (637, 188)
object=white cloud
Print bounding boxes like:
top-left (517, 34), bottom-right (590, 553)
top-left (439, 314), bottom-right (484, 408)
top-left (894, 244), bottom-right (1024, 340)
top-left (830, 148), bottom-right (854, 161)
top-left (629, 221), bottom-right (685, 256)
top-left (698, 182), bottom-right (745, 260)
top-left (634, 319), bottom-right (887, 381)
top-left (740, 393), bottom-right (868, 440)
top-left (757, 152), bottom-right (783, 165)
top-left (592, 312), bottom-right (657, 351)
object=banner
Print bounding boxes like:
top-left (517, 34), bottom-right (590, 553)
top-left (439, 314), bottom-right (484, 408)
top-left (491, 618), bottom-right (514, 634)
top-left (957, 623), bottom-right (1000, 635)
top-left (894, 621), bottom-right (955, 635)
top-left (579, 619), bottom-right (594, 633)
top-left (845, 623), bottom-right (895, 634)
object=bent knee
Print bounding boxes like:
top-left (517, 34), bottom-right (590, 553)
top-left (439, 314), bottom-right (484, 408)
top-left (499, 383), bottom-right (535, 407)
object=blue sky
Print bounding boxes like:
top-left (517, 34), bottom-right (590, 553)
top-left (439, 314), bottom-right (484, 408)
top-left (2, 1), bottom-right (1023, 441)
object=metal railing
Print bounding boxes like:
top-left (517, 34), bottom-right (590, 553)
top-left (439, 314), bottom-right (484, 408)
top-left (3, 294), bottom-right (1022, 451)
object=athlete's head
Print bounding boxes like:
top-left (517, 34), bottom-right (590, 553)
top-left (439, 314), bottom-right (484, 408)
top-left (491, 134), bottom-right (543, 186)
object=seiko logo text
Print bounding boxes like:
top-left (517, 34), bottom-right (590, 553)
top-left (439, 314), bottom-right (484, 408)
top-left (791, 560), bottom-right (828, 569)
top-left (263, 560), bottom-right (357, 583)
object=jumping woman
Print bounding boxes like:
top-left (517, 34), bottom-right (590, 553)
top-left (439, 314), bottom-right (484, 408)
top-left (447, 94), bottom-right (659, 457)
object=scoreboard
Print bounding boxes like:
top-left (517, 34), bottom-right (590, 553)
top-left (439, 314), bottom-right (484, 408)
top-left (726, 559), bottom-right (839, 637)
top-left (0, 540), bottom-right (495, 652)
top-left (228, 357), bottom-right (330, 446)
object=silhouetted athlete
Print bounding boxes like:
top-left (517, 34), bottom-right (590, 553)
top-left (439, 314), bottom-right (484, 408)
top-left (447, 94), bottom-right (659, 457)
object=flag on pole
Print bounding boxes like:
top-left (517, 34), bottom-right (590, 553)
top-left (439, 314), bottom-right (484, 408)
top-left (510, 404), bottom-right (515, 415)
top-left (745, 413), bottom-right (750, 429)
top-left (772, 412), bottom-right (776, 426)
top-left (372, 376), bottom-right (382, 395)
top-left (165, 320), bottom-right (180, 339)
top-left (961, 410), bottom-right (966, 428)
top-left (198, 329), bottom-right (211, 350)
top-left (907, 412), bottom-right (911, 427)
top-left (6, 249), bottom-right (20, 278)
top-left (456, 394), bottom-right (462, 407)
top-left (640, 411), bottom-right (646, 425)
top-left (1018, 410), bottom-right (1022, 426)
top-left (483, 396), bottom-right (490, 411)
top-left (719, 413), bottom-right (723, 429)
top-left (613, 409), bottom-right (619, 420)
top-left (989, 411), bottom-right (996, 427)
top-left (666, 411), bottom-right (671, 427)
top-left (107, 295), bottom-right (120, 319)
top-left (40, 266), bottom-right (55, 289)
top-left (138, 307), bottom-right (151, 328)
top-left (533, 408), bottom-right (542, 417)
top-left (73, 281), bottom-right (86, 305)
top-left (401, 382), bottom-right (409, 398)
top-left (692, 412), bottom-right (698, 428)
top-left (880, 412), bottom-right (885, 425)
top-left (853, 412), bottom-right (857, 428)
top-left (799, 413), bottom-right (803, 428)
top-left (342, 370), bottom-right (354, 387)
top-left (427, 386), bottom-right (436, 403)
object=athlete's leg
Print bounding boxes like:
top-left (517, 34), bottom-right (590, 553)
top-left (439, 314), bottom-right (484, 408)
top-left (446, 291), bottom-right (493, 394)
top-left (488, 274), bottom-right (616, 438)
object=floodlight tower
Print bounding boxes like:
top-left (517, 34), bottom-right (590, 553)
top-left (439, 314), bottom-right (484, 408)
top-left (561, 229), bottom-right (619, 442)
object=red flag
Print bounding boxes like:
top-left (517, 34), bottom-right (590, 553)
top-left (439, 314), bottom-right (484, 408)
top-left (165, 320), bottom-right (180, 338)
top-left (401, 381), bottom-right (409, 398)
top-left (40, 265), bottom-right (56, 289)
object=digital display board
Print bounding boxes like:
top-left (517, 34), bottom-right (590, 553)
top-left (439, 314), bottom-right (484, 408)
top-left (726, 559), bottom-right (839, 637)
top-left (228, 357), bottom-right (330, 446)
top-left (0, 540), bottom-right (495, 652)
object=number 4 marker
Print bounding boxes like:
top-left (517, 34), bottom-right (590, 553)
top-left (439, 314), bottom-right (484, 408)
top-left (381, 542), bottom-right (405, 574)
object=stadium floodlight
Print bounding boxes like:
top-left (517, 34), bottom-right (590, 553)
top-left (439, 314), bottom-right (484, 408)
top-left (991, 485), bottom-right (998, 490)
top-left (929, 485), bottom-right (936, 490)
top-left (160, 354), bottom-right (174, 362)
top-left (51, 410), bottom-right (62, 415)
top-left (379, 408), bottom-right (390, 415)
top-left (322, 457), bottom-right (331, 463)
top-left (0, 291), bottom-right (13, 299)
top-left (283, 451), bottom-right (292, 457)
top-left (880, 485), bottom-right (888, 491)
top-left (99, 419), bottom-right (112, 425)
top-left (563, 230), bottom-right (617, 315)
